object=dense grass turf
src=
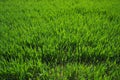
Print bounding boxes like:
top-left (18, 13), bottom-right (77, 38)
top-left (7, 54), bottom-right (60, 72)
top-left (0, 0), bottom-right (120, 80)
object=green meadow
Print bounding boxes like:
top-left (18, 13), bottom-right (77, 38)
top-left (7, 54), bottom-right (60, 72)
top-left (0, 0), bottom-right (120, 80)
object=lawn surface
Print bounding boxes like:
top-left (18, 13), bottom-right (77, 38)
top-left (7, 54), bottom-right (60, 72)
top-left (0, 0), bottom-right (120, 80)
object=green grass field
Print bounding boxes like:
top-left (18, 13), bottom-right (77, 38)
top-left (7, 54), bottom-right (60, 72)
top-left (0, 0), bottom-right (120, 80)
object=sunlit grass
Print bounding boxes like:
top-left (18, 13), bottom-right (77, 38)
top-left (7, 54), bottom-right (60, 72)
top-left (0, 0), bottom-right (120, 80)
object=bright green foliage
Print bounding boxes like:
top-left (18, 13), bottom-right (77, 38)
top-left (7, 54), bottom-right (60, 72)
top-left (0, 0), bottom-right (120, 80)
